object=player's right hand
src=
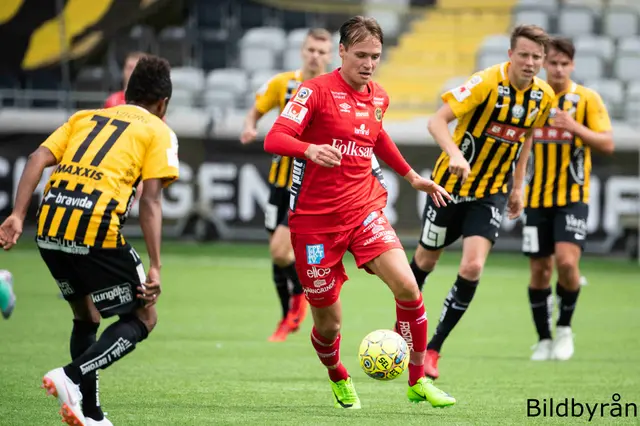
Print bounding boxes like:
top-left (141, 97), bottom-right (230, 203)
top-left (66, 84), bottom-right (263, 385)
top-left (305, 144), bottom-right (342, 167)
top-left (449, 153), bottom-right (471, 184)
top-left (240, 127), bottom-right (258, 145)
top-left (138, 266), bottom-right (161, 307)
top-left (0, 214), bottom-right (23, 251)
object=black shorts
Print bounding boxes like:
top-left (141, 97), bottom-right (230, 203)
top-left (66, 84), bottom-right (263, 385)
top-left (419, 192), bottom-right (507, 250)
top-left (522, 202), bottom-right (588, 257)
top-left (37, 237), bottom-right (145, 318)
top-left (264, 186), bottom-right (290, 233)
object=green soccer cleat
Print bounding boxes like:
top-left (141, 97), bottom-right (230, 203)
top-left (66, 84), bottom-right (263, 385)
top-left (330, 377), bottom-right (361, 409)
top-left (407, 377), bottom-right (456, 407)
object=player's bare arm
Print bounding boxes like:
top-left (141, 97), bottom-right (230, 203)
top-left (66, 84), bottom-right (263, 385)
top-left (428, 103), bottom-right (470, 184)
top-left (0, 146), bottom-right (58, 250)
top-left (138, 178), bottom-right (164, 306)
top-left (240, 106), bottom-right (265, 145)
top-left (508, 132), bottom-right (533, 219)
top-left (552, 110), bottom-right (614, 155)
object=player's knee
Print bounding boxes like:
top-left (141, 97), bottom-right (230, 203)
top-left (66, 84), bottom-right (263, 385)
top-left (555, 255), bottom-right (578, 280)
top-left (315, 320), bottom-right (341, 341)
top-left (459, 259), bottom-right (484, 281)
top-left (269, 240), bottom-right (293, 267)
top-left (414, 247), bottom-right (439, 272)
top-left (530, 258), bottom-right (553, 288)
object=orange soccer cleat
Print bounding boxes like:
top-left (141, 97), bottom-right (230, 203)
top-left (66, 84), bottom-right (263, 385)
top-left (286, 293), bottom-right (308, 332)
top-left (268, 319), bottom-right (291, 342)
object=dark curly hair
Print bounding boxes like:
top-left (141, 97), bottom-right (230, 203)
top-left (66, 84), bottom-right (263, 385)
top-left (125, 55), bottom-right (172, 105)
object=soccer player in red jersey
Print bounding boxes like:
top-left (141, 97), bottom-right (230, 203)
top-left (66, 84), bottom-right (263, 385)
top-left (104, 52), bottom-right (146, 108)
top-left (264, 16), bottom-right (457, 409)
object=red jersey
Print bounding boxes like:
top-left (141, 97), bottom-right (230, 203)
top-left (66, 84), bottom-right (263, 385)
top-left (104, 91), bottom-right (125, 108)
top-left (269, 69), bottom-right (394, 234)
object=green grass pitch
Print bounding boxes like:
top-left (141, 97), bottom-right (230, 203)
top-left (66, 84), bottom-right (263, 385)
top-left (1, 240), bottom-right (639, 425)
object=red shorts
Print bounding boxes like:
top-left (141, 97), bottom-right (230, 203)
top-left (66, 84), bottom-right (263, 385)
top-left (291, 210), bottom-right (404, 308)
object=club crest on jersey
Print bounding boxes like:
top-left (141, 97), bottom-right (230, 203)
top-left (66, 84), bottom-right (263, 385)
top-left (281, 102), bottom-right (308, 124)
top-left (511, 105), bottom-right (525, 119)
top-left (306, 244), bottom-right (325, 265)
top-left (375, 107), bottom-right (383, 121)
top-left (293, 87), bottom-right (312, 105)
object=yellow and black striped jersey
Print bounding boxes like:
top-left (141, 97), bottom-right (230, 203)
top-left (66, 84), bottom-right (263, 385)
top-left (432, 62), bottom-right (555, 198)
top-left (37, 104), bottom-right (179, 249)
top-left (525, 81), bottom-right (611, 208)
top-left (255, 69), bottom-right (303, 189)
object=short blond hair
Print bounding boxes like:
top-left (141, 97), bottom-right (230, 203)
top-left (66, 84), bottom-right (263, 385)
top-left (306, 28), bottom-right (332, 42)
top-left (510, 24), bottom-right (549, 51)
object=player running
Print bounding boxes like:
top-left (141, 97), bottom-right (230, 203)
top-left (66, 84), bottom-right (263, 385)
top-left (240, 28), bottom-right (333, 342)
top-left (0, 55), bottom-right (179, 426)
top-left (523, 37), bottom-right (613, 361)
top-left (264, 16), bottom-right (456, 409)
top-left (409, 25), bottom-right (556, 380)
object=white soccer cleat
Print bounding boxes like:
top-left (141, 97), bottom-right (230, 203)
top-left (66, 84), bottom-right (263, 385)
top-left (530, 339), bottom-right (553, 361)
top-left (42, 367), bottom-right (86, 426)
top-left (552, 326), bottom-right (575, 361)
top-left (86, 417), bottom-right (113, 426)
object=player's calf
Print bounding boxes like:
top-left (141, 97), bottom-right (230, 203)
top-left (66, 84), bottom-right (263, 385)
top-left (411, 246), bottom-right (442, 291)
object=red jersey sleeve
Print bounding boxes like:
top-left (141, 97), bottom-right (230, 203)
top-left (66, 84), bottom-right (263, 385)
top-left (374, 129), bottom-right (411, 177)
top-left (264, 82), bottom-right (320, 158)
top-left (272, 83), bottom-right (318, 136)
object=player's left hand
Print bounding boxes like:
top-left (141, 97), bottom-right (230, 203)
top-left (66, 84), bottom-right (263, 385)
top-left (507, 189), bottom-right (524, 220)
top-left (0, 214), bottom-right (23, 251)
top-left (551, 110), bottom-right (578, 133)
top-left (411, 177), bottom-right (452, 207)
top-left (138, 266), bottom-right (161, 307)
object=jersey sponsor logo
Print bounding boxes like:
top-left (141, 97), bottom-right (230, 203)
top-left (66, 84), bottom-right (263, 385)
top-left (331, 91), bottom-right (346, 100)
top-left (565, 213), bottom-right (587, 235)
top-left (566, 93), bottom-right (581, 103)
top-left (306, 244), bottom-right (325, 265)
top-left (460, 132), bottom-right (476, 163)
top-left (569, 146), bottom-right (586, 185)
top-left (530, 90), bottom-right (544, 100)
top-left (51, 163), bottom-right (103, 181)
top-left (354, 124), bottom-right (370, 136)
top-left (281, 102), bottom-right (308, 124)
top-left (339, 102), bottom-right (351, 113)
top-left (362, 211), bottom-right (379, 226)
top-left (451, 85), bottom-right (471, 102)
top-left (533, 126), bottom-right (574, 143)
top-left (373, 97), bottom-right (385, 106)
top-left (331, 139), bottom-right (374, 158)
top-left (485, 122), bottom-right (527, 143)
top-left (527, 107), bottom-right (540, 121)
top-left (498, 85), bottom-right (510, 97)
top-left (91, 283), bottom-right (133, 306)
top-left (293, 87), bottom-right (312, 105)
top-left (511, 104), bottom-right (525, 119)
top-left (356, 110), bottom-right (369, 118)
top-left (306, 266), bottom-right (331, 279)
top-left (44, 188), bottom-right (97, 211)
top-left (374, 107), bottom-right (383, 122)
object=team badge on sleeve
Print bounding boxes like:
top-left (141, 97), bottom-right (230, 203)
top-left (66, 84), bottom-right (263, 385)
top-left (293, 87), bottom-right (313, 105)
top-left (374, 107), bottom-right (383, 121)
top-left (281, 102), bottom-right (308, 124)
top-left (306, 244), bottom-right (325, 265)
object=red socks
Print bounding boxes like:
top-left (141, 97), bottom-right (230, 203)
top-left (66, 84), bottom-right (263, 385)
top-left (396, 295), bottom-right (428, 386)
top-left (311, 327), bottom-right (349, 383)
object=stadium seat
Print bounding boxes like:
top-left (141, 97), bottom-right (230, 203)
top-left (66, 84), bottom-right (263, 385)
top-left (479, 35), bottom-right (510, 54)
top-left (239, 27), bottom-right (287, 53)
top-left (74, 66), bottom-right (107, 93)
top-left (157, 26), bottom-right (191, 68)
top-left (563, 0), bottom-right (603, 13)
top-left (287, 28), bottom-right (310, 50)
top-left (249, 70), bottom-right (281, 94)
top-left (171, 66), bottom-right (206, 94)
top-left (280, 9), bottom-right (311, 32)
top-left (624, 100), bottom-right (640, 124)
top-left (203, 89), bottom-right (237, 110)
top-left (169, 89), bottom-right (195, 109)
top-left (584, 79), bottom-right (624, 114)
top-left (206, 68), bottom-right (248, 95)
top-left (283, 49), bottom-right (303, 70)
top-left (613, 55), bottom-right (640, 83)
top-left (515, 0), bottom-right (558, 12)
top-left (236, 0), bottom-right (273, 29)
top-left (627, 81), bottom-right (640, 100)
top-left (609, 0), bottom-right (640, 14)
top-left (239, 47), bottom-right (277, 72)
top-left (618, 36), bottom-right (640, 54)
top-left (574, 35), bottom-right (616, 63)
top-left (513, 10), bottom-right (550, 31)
top-left (195, 0), bottom-right (229, 29)
top-left (572, 53), bottom-right (604, 81)
top-left (557, 7), bottom-right (595, 37)
top-left (198, 30), bottom-right (230, 71)
top-left (477, 52), bottom-right (508, 71)
top-left (603, 8), bottom-right (639, 39)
